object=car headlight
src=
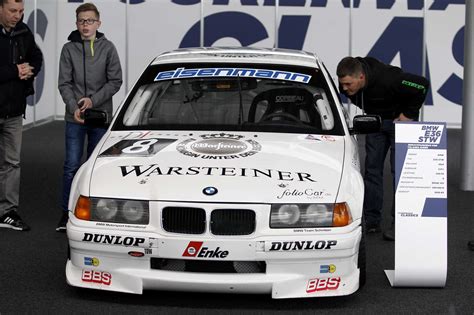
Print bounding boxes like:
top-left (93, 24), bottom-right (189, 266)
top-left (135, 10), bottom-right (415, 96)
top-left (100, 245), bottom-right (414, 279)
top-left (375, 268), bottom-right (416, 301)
top-left (270, 202), bottom-right (352, 228)
top-left (74, 196), bottom-right (149, 225)
top-left (96, 199), bottom-right (119, 221)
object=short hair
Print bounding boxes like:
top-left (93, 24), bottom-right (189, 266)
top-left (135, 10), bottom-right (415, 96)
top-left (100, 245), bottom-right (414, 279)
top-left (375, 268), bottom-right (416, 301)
top-left (0, 0), bottom-right (23, 6)
top-left (336, 57), bottom-right (364, 78)
top-left (76, 2), bottom-right (100, 19)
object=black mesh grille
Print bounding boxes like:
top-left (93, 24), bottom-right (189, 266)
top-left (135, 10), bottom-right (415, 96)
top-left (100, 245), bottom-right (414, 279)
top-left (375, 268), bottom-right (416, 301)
top-left (151, 258), bottom-right (266, 273)
top-left (162, 207), bottom-right (206, 234)
top-left (210, 209), bottom-right (256, 235)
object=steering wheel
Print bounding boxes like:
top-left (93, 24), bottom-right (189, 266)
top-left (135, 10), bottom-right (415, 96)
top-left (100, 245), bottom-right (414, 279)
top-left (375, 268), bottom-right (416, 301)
top-left (260, 112), bottom-right (305, 125)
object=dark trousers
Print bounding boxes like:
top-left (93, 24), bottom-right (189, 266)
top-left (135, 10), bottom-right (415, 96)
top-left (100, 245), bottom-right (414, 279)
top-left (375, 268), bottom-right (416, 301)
top-left (0, 116), bottom-right (23, 216)
top-left (62, 122), bottom-right (106, 212)
top-left (363, 119), bottom-right (395, 227)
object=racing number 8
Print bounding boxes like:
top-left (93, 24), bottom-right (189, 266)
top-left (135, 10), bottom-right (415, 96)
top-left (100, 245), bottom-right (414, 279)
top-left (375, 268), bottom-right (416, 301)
top-left (122, 139), bottom-right (158, 154)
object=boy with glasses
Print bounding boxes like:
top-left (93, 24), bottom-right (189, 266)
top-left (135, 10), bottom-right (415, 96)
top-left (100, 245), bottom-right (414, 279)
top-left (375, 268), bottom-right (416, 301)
top-left (57, 2), bottom-right (122, 232)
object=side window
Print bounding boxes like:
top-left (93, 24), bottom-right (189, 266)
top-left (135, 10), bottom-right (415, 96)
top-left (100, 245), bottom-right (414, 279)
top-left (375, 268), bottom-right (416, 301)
top-left (340, 103), bottom-right (352, 128)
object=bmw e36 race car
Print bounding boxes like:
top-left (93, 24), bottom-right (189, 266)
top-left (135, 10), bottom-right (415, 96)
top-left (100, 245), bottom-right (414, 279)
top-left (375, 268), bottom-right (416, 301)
top-left (65, 47), bottom-right (381, 299)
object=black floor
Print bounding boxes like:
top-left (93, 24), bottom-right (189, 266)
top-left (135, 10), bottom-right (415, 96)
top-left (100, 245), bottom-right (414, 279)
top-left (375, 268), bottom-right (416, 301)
top-left (0, 121), bottom-right (473, 314)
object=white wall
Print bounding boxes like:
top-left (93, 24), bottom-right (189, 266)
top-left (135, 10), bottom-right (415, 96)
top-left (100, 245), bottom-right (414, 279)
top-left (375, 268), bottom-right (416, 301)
top-left (25, 0), bottom-right (465, 127)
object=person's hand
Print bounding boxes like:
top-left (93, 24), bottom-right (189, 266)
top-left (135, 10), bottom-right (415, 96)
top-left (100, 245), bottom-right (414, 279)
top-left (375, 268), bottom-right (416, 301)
top-left (17, 63), bottom-right (34, 80)
top-left (394, 113), bottom-right (413, 122)
top-left (77, 97), bottom-right (93, 112)
top-left (73, 108), bottom-right (85, 124)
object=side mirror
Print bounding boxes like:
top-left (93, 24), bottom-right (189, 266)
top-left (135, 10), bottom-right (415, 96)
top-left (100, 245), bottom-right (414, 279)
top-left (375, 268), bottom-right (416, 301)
top-left (351, 115), bottom-right (381, 134)
top-left (84, 109), bottom-right (108, 128)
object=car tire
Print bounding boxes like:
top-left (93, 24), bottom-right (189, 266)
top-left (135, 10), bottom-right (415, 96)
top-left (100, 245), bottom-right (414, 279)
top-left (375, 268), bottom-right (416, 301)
top-left (358, 223), bottom-right (367, 288)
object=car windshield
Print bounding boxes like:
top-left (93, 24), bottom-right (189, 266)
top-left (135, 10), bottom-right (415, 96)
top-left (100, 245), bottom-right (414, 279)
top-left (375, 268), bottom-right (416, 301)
top-left (113, 63), bottom-right (344, 135)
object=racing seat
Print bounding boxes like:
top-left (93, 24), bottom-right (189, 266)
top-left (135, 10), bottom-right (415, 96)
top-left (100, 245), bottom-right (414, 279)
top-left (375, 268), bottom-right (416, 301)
top-left (247, 88), bottom-right (321, 129)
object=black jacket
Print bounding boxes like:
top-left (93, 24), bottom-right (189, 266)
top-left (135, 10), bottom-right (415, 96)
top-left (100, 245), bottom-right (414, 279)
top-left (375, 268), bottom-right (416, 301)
top-left (341, 57), bottom-right (429, 120)
top-left (0, 21), bottom-right (43, 118)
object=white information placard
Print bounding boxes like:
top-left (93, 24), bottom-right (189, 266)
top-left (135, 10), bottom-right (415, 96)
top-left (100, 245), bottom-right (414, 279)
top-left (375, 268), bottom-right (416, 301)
top-left (385, 122), bottom-right (447, 287)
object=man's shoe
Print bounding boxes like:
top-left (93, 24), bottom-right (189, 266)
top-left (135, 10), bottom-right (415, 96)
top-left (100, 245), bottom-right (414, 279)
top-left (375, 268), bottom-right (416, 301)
top-left (366, 223), bottom-right (381, 233)
top-left (56, 211), bottom-right (69, 232)
top-left (383, 223), bottom-right (395, 241)
top-left (0, 211), bottom-right (31, 231)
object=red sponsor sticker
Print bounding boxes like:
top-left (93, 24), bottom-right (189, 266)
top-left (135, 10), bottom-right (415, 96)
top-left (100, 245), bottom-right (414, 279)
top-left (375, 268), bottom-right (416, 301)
top-left (182, 241), bottom-right (203, 257)
top-left (81, 270), bottom-right (112, 286)
top-left (306, 277), bottom-right (340, 293)
top-left (128, 251), bottom-right (145, 257)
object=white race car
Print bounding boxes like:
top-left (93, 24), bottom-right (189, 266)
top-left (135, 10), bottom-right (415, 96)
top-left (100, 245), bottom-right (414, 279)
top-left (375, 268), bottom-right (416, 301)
top-left (66, 47), bottom-right (380, 299)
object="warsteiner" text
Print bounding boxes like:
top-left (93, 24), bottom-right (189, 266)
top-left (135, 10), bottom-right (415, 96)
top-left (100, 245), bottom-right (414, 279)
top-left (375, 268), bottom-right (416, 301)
top-left (120, 165), bottom-right (316, 182)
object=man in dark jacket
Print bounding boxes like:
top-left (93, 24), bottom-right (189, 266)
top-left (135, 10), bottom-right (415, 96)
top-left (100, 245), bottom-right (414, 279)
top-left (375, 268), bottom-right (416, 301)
top-left (0, 0), bottom-right (43, 231)
top-left (337, 56), bottom-right (429, 241)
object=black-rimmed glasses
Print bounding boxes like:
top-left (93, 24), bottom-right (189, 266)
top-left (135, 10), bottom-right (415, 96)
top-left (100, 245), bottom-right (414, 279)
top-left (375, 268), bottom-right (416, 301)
top-left (76, 19), bottom-right (98, 25)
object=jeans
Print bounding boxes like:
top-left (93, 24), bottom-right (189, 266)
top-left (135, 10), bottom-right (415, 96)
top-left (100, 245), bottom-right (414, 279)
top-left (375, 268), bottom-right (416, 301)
top-left (0, 116), bottom-right (23, 216)
top-left (363, 119), bottom-right (395, 227)
top-left (62, 122), bottom-right (106, 212)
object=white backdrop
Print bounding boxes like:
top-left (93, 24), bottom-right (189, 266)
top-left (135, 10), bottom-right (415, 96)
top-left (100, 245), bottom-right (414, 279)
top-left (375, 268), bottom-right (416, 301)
top-left (24, 0), bottom-right (465, 128)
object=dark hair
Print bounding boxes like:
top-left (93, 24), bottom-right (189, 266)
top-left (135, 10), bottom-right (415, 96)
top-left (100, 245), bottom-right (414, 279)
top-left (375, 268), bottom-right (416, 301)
top-left (0, 0), bottom-right (23, 6)
top-left (76, 2), bottom-right (100, 19)
top-left (336, 57), bottom-right (364, 78)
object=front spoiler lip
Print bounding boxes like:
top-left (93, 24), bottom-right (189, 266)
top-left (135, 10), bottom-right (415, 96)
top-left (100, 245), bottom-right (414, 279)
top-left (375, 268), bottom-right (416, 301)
top-left (66, 225), bottom-right (362, 298)
top-left (66, 255), bottom-right (361, 298)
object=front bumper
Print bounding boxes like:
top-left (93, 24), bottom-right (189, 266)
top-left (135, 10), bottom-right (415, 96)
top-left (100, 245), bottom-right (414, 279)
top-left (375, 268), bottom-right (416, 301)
top-left (66, 220), bottom-right (362, 299)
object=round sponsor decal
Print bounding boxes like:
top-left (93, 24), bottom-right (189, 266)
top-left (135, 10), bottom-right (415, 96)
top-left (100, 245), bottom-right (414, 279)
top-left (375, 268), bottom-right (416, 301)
top-left (177, 133), bottom-right (261, 159)
top-left (187, 246), bottom-right (197, 255)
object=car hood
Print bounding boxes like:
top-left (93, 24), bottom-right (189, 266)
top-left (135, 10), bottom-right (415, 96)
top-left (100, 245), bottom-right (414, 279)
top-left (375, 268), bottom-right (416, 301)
top-left (89, 131), bottom-right (345, 203)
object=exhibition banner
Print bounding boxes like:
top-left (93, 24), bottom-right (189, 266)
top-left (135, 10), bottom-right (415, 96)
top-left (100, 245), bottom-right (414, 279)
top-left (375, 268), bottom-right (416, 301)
top-left (20, 1), bottom-right (465, 127)
top-left (385, 121), bottom-right (447, 287)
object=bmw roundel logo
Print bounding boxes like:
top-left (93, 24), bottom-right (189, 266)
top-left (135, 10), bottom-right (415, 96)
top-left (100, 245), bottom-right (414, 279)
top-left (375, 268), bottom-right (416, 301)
top-left (203, 186), bottom-right (218, 196)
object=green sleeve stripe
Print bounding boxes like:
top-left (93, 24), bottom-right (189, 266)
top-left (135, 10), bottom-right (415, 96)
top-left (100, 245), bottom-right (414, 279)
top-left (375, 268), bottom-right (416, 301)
top-left (401, 80), bottom-right (426, 93)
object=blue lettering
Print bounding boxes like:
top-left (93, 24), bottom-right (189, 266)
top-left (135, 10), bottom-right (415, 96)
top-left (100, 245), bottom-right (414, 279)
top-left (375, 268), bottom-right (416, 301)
top-left (180, 69), bottom-right (199, 77)
top-left (367, 17), bottom-right (433, 105)
top-left (377, 0), bottom-right (395, 9)
top-left (341, 0), bottom-right (360, 8)
top-left (232, 69), bottom-right (256, 76)
top-left (171, 0), bottom-right (199, 4)
top-left (154, 68), bottom-right (311, 83)
top-left (272, 71), bottom-right (292, 80)
top-left (67, 0), bottom-right (464, 9)
top-left (197, 69), bottom-right (217, 76)
top-left (279, 0), bottom-right (306, 6)
top-left (408, 0), bottom-right (424, 10)
top-left (255, 70), bottom-right (273, 78)
top-left (179, 12), bottom-right (268, 47)
top-left (26, 9), bottom-right (47, 106)
top-left (155, 71), bottom-right (174, 81)
top-left (310, 0), bottom-right (328, 7)
top-left (215, 68), bottom-right (234, 76)
top-left (429, 0), bottom-right (465, 10)
top-left (278, 15), bottom-right (311, 50)
top-left (69, 0), bottom-right (146, 4)
top-left (172, 68), bottom-right (184, 78)
top-left (437, 26), bottom-right (463, 105)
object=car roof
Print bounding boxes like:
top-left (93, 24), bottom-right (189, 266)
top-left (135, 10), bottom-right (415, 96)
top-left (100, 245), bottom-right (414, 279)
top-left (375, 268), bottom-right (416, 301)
top-left (150, 47), bottom-right (321, 69)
